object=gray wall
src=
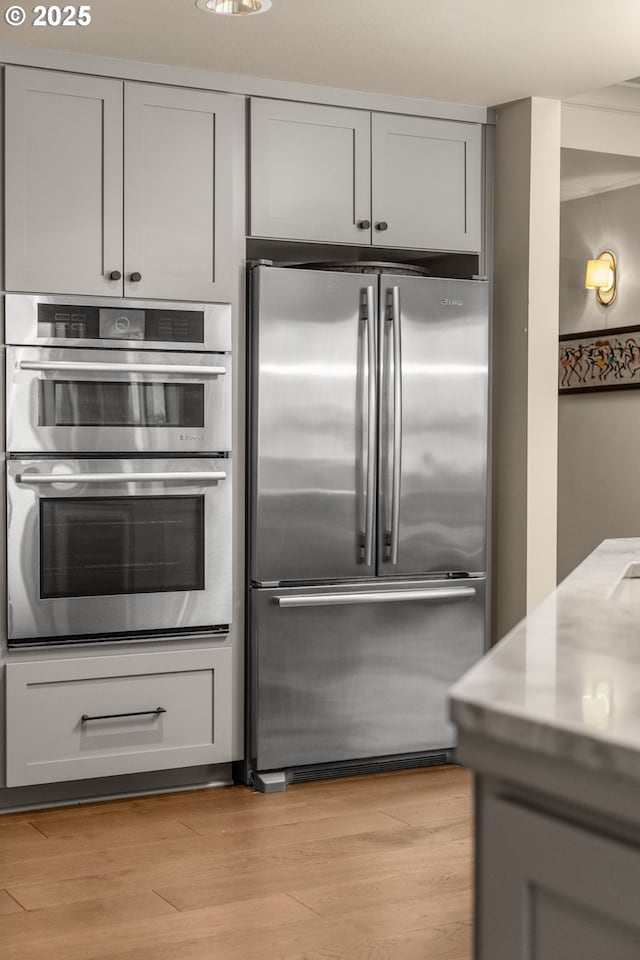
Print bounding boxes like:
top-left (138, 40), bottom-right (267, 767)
top-left (557, 180), bottom-right (640, 581)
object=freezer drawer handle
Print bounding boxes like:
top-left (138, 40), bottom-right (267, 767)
top-left (19, 360), bottom-right (227, 376)
top-left (275, 587), bottom-right (477, 607)
top-left (16, 471), bottom-right (227, 485)
top-left (81, 707), bottom-right (166, 723)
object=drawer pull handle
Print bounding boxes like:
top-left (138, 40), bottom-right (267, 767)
top-left (81, 707), bottom-right (167, 723)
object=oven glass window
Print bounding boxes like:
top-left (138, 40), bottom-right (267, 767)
top-left (40, 496), bottom-right (204, 599)
top-left (40, 381), bottom-right (204, 428)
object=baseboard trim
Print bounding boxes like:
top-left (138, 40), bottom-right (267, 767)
top-left (0, 762), bottom-right (233, 813)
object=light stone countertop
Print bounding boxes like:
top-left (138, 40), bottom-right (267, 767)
top-left (450, 538), bottom-right (640, 786)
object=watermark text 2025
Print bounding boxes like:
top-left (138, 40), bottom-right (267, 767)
top-left (4, 5), bottom-right (92, 27)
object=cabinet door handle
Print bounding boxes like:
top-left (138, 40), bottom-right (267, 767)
top-left (375, 221), bottom-right (388, 232)
top-left (357, 220), bottom-right (371, 230)
top-left (129, 272), bottom-right (142, 282)
top-left (81, 707), bottom-right (166, 722)
top-left (108, 270), bottom-right (122, 281)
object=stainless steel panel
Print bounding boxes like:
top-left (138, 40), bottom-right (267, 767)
top-left (379, 277), bottom-right (488, 577)
top-left (5, 295), bottom-right (232, 352)
top-left (251, 266), bottom-right (377, 582)
top-left (7, 457), bottom-right (232, 641)
top-left (7, 346), bottom-right (231, 454)
top-left (252, 578), bottom-right (485, 771)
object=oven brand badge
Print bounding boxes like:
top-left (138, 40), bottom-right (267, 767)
top-left (179, 434), bottom-right (204, 441)
top-left (441, 297), bottom-right (463, 306)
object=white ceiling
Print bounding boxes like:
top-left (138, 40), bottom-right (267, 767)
top-left (1, 0), bottom-right (640, 107)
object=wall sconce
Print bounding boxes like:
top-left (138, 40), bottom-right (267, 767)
top-left (584, 250), bottom-right (617, 307)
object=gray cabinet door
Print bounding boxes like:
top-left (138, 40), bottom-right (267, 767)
top-left (479, 795), bottom-right (640, 960)
top-left (124, 83), bottom-right (239, 302)
top-left (250, 98), bottom-right (371, 244)
top-left (5, 67), bottom-right (124, 296)
top-left (372, 113), bottom-right (482, 252)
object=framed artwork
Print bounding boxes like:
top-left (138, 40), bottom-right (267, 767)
top-left (559, 325), bottom-right (640, 394)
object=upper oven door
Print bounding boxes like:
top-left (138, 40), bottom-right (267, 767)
top-left (7, 457), bottom-right (232, 643)
top-left (7, 347), bottom-right (231, 454)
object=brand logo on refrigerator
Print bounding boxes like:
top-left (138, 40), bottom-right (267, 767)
top-left (441, 297), bottom-right (464, 306)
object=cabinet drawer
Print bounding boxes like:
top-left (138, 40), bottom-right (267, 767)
top-left (6, 648), bottom-right (232, 786)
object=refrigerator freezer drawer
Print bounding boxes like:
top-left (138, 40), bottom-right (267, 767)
top-left (251, 578), bottom-right (486, 771)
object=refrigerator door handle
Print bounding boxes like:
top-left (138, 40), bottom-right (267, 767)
top-left (364, 285), bottom-right (376, 567)
top-left (389, 285), bottom-right (402, 565)
top-left (275, 586), bottom-right (477, 607)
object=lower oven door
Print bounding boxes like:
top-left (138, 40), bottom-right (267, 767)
top-left (7, 458), bottom-right (231, 644)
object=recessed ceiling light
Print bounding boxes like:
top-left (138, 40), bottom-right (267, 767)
top-left (195, 0), bottom-right (272, 15)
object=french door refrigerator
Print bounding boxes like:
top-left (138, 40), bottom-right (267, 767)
top-left (248, 264), bottom-right (489, 789)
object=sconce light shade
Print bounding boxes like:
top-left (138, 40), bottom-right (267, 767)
top-left (584, 250), bottom-right (616, 306)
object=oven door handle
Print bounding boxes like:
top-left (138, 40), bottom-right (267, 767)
top-left (18, 360), bottom-right (227, 376)
top-left (16, 471), bottom-right (227, 485)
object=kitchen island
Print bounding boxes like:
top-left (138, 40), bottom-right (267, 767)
top-left (450, 538), bottom-right (640, 959)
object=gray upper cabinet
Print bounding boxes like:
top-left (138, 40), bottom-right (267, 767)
top-left (250, 98), bottom-right (483, 252)
top-left (372, 113), bottom-right (482, 252)
top-left (124, 83), bottom-right (238, 302)
top-left (5, 67), bottom-right (124, 297)
top-left (5, 69), bottom-right (239, 301)
top-left (250, 98), bottom-right (372, 244)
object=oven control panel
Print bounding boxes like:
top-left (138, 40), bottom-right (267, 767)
top-left (37, 303), bottom-right (205, 345)
top-left (5, 294), bottom-right (232, 353)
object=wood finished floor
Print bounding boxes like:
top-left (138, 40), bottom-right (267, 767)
top-left (0, 765), bottom-right (473, 960)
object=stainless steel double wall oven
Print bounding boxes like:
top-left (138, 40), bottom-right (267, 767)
top-left (5, 295), bottom-right (232, 646)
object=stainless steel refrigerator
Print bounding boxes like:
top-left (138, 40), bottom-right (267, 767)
top-left (247, 264), bottom-right (489, 790)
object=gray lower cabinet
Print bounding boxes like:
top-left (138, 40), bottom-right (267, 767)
top-left (250, 97), bottom-right (482, 252)
top-left (250, 98), bottom-right (371, 244)
top-left (371, 113), bottom-right (482, 252)
top-left (479, 794), bottom-right (640, 959)
top-left (5, 67), bottom-right (124, 297)
top-left (4, 67), bottom-right (240, 301)
top-left (5, 648), bottom-right (232, 786)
